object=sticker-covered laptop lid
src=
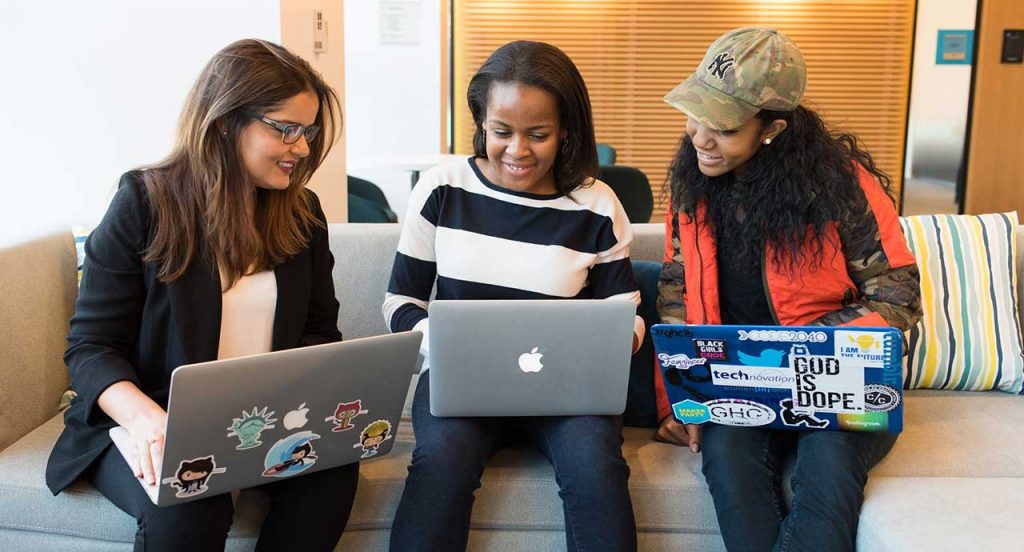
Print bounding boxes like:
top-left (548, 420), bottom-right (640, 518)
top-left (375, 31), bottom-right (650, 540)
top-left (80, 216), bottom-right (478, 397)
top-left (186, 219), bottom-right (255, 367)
top-left (651, 325), bottom-right (903, 434)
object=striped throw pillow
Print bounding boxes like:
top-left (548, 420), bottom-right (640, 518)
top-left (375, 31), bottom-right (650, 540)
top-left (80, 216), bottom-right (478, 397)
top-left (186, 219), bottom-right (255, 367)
top-left (900, 212), bottom-right (1024, 393)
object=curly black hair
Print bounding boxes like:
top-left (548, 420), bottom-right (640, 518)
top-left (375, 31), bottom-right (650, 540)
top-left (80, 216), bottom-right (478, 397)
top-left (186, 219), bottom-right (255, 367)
top-left (666, 105), bottom-right (894, 268)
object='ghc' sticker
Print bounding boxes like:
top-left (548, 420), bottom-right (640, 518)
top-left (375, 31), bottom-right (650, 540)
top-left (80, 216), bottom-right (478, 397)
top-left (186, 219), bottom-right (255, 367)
top-left (705, 398), bottom-right (777, 427)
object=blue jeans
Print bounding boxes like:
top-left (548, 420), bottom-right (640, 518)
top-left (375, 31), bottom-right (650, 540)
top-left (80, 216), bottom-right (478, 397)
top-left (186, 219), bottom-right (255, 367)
top-left (389, 374), bottom-right (637, 552)
top-left (701, 425), bottom-right (897, 552)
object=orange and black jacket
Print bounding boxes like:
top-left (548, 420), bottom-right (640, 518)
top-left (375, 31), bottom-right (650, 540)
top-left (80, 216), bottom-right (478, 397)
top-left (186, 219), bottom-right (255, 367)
top-left (654, 165), bottom-right (923, 421)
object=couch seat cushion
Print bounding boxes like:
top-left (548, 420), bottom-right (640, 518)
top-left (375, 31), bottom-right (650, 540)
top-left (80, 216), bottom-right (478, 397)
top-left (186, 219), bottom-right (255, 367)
top-left (0, 415), bottom-right (265, 550)
top-left (352, 412), bottom-right (720, 535)
top-left (872, 389), bottom-right (1024, 477)
top-left (858, 477), bottom-right (1024, 552)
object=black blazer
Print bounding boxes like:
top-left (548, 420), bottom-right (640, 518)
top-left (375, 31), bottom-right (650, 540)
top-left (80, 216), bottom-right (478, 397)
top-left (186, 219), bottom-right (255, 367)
top-left (46, 172), bottom-right (342, 494)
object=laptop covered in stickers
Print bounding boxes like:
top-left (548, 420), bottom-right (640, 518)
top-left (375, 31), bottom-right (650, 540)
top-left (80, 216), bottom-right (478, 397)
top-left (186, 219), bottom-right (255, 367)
top-left (109, 331), bottom-right (422, 506)
top-left (651, 324), bottom-right (904, 434)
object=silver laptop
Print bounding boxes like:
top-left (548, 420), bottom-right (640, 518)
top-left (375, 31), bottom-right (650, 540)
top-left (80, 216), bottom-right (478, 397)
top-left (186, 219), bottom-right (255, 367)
top-left (109, 332), bottom-right (421, 506)
top-left (428, 300), bottom-right (635, 416)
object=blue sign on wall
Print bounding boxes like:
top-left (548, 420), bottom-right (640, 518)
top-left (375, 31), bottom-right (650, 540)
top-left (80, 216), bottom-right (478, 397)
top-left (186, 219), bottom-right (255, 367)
top-left (937, 30), bottom-right (974, 65)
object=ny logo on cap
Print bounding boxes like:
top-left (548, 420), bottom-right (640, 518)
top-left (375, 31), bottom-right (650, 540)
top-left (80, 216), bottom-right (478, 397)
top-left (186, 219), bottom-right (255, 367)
top-left (707, 52), bottom-right (735, 80)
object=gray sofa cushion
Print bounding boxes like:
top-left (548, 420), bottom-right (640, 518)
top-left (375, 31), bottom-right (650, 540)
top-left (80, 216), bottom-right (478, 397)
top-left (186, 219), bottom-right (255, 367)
top-left (1, 407), bottom-right (722, 549)
top-left (858, 477), bottom-right (1024, 552)
top-left (0, 415), bottom-right (264, 550)
top-left (873, 390), bottom-right (1024, 478)
top-left (330, 224), bottom-right (400, 340)
top-left (13, 388), bottom-right (1017, 550)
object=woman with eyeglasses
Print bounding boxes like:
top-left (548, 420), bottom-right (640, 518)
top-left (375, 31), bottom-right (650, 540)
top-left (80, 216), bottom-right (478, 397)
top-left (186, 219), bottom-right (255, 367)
top-left (45, 39), bottom-right (356, 552)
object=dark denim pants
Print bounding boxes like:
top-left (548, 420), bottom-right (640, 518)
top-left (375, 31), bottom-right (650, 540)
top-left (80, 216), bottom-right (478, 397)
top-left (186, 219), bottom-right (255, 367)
top-left (389, 374), bottom-right (637, 552)
top-left (700, 425), bottom-right (897, 552)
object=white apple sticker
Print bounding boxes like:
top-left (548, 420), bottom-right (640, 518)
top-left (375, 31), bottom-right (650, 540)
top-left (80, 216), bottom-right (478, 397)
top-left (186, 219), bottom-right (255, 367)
top-left (518, 347), bottom-right (544, 373)
top-left (282, 402), bottom-right (311, 430)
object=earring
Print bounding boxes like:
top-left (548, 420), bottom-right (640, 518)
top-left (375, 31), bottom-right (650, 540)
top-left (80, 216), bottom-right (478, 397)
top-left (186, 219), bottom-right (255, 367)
top-left (561, 139), bottom-right (569, 155)
top-left (763, 138), bottom-right (772, 145)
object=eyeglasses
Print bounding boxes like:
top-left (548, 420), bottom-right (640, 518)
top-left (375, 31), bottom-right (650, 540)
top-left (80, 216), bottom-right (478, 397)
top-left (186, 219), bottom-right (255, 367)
top-left (253, 114), bottom-right (321, 145)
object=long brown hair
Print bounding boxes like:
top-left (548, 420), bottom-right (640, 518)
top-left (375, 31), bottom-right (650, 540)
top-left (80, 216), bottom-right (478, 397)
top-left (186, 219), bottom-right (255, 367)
top-left (142, 39), bottom-right (341, 288)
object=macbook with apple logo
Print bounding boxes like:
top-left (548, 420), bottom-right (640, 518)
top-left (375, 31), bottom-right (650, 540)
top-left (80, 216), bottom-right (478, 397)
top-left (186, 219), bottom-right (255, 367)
top-left (107, 331), bottom-right (421, 506)
top-left (426, 299), bottom-right (636, 416)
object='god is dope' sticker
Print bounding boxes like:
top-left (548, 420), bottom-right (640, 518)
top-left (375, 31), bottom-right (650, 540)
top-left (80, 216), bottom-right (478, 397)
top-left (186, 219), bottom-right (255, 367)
top-left (791, 354), bottom-right (865, 413)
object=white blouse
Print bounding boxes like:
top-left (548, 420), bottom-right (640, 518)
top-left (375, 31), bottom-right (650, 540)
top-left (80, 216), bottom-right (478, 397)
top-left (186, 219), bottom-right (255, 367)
top-left (217, 269), bottom-right (277, 360)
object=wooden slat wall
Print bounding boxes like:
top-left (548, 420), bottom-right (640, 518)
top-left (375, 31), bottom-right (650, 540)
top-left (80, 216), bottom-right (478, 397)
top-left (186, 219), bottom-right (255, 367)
top-left (453, 0), bottom-right (915, 221)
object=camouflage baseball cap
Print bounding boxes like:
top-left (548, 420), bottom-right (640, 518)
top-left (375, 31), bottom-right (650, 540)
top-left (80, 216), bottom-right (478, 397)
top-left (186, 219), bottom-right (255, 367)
top-left (664, 28), bottom-right (806, 130)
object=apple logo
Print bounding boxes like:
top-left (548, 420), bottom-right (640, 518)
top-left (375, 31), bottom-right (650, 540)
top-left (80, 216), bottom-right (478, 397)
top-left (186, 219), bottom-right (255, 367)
top-left (283, 403), bottom-right (310, 430)
top-left (518, 347), bottom-right (544, 373)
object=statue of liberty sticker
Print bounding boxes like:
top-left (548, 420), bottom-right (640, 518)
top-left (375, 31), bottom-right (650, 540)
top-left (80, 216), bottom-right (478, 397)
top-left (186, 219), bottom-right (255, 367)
top-left (226, 406), bottom-right (278, 450)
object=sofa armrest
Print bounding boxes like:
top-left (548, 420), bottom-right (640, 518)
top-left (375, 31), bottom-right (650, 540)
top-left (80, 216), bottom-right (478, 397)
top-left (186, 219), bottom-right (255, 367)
top-left (0, 231), bottom-right (77, 451)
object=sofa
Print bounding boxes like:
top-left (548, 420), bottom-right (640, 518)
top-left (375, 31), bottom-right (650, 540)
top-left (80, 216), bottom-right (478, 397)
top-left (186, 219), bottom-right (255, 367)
top-left (2, 223), bottom-right (1023, 551)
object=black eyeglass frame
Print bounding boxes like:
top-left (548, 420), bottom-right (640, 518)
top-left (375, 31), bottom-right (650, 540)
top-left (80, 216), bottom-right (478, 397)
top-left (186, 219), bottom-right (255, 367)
top-left (253, 114), bottom-right (321, 145)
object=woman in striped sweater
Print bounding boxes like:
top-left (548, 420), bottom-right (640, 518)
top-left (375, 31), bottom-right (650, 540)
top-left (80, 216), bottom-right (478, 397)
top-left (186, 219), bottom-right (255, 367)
top-left (384, 41), bottom-right (642, 552)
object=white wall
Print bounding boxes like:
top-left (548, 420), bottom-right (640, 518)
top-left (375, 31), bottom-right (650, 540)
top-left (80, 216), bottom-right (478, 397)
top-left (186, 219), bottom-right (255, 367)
top-left (343, 0), bottom-right (442, 219)
top-left (0, 0), bottom-right (280, 245)
top-left (905, 0), bottom-right (977, 182)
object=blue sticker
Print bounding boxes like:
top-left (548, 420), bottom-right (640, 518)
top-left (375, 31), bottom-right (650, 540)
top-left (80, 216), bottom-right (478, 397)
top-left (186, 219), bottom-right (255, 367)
top-left (672, 399), bottom-right (712, 424)
top-left (262, 431), bottom-right (321, 477)
top-left (736, 348), bottom-right (786, 367)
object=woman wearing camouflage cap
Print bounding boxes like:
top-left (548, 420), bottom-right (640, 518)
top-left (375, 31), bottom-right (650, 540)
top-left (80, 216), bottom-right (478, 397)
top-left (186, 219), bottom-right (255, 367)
top-left (653, 28), bottom-right (922, 551)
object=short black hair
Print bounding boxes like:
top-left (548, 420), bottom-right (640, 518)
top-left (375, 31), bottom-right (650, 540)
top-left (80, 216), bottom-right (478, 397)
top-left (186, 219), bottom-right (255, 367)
top-left (467, 41), bottom-right (598, 196)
